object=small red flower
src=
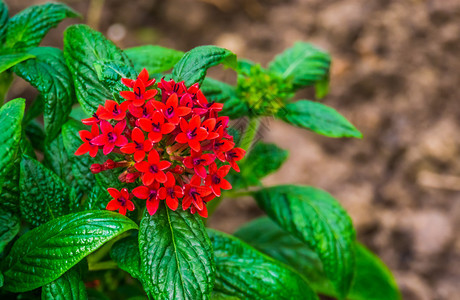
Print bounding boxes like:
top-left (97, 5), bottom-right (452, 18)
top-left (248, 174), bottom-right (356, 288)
top-left (75, 124), bottom-right (100, 157)
top-left (225, 147), bottom-right (246, 172)
top-left (193, 90), bottom-right (224, 115)
top-left (121, 68), bottom-right (155, 88)
top-left (138, 111), bottom-right (176, 143)
top-left (91, 120), bottom-right (128, 155)
top-left (135, 149), bottom-right (171, 185)
top-left (204, 163), bottom-right (232, 197)
top-left (201, 118), bottom-right (220, 140)
top-left (175, 115), bottom-right (208, 152)
top-left (159, 172), bottom-right (183, 211)
top-left (132, 182), bottom-right (165, 215)
top-left (183, 151), bottom-right (215, 178)
top-left (213, 138), bottom-right (235, 161)
top-left (106, 188), bottom-right (135, 215)
top-left (120, 78), bottom-right (157, 107)
top-left (151, 93), bottom-right (191, 125)
top-left (182, 176), bottom-right (212, 212)
top-left (99, 100), bottom-right (126, 121)
top-left (82, 105), bottom-right (107, 125)
top-left (120, 127), bottom-right (153, 162)
top-left (129, 100), bottom-right (156, 120)
top-left (158, 78), bottom-right (187, 102)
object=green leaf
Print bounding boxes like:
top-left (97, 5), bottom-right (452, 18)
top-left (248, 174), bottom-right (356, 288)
top-left (84, 183), bottom-right (110, 211)
top-left (269, 42), bottom-right (331, 89)
top-left (4, 3), bottom-right (79, 51)
top-left (0, 207), bottom-right (20, 254)
top-left (24, 119), bottom-right (45, 152)
top-left (231, 142), bottom-right (288, 188)
top-left (23, 94), bottom-right (44, 125)
top-left (208, 229), bottom-right (318, 300)
top-left (125, 45), bottom-right (184, 74)
top-left (0, 0), bottom-right (8, 44)
top-left (0, 98), bottom-right (25, 188)
top-left (0, 52), bottom-right (35, 73)
top-left (19, 155), bottom-right (70, 227)
top-left (63, 25), bottom-right (131, 115)
top-left (201, 78), bottom-right (248, 119)
top-left (172, 45), bottom-right (237, 86)
top-left (14, 47), bottom-right (74, 141)
top-left (235, 217), bottom-right (401, 300)
top-left (1, 210), bottom-right (138, 293)
top-left (110, 236), bottom-right (141, 280)
top-left (41, 268), bottom-right (88, 300)
top-left (61, 119), bottom-right (96, 194)
top-left (93, 60), bottom-right (137, 101)
top-left (315, 76), bottom-right (329, 99)
top-left (277, 100), bottom-right (362, 138)
top-left (138, 204), bottom-right (215, 299)
top-left (44, 134), bottom-right (75, 187)
top-left (0, 158), bottom-right (20, 213)
top-left (253, 185), bottom-right (356, 298)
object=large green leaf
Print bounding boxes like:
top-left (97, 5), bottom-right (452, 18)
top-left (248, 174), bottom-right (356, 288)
top-left (110, 236), bottom-right (141, 281)
top-left (1, 210), bottom-right (138, 292)
top-left (235, 217), bottom-right (401, 300)
top-left (208, 229), bottom-right (318, 300)
top-left (0, 158), bottom-right (20, 213)
top-left (44, 134), bottom-right (76, 188)
top-left (277, 100), bottom-right (362, 138)
top-left (25, 119), bottom-right (45, 152)
top-left (231, 142), bottom-right (288, 188)
top-left (0, 207), bottom-right (19, 254)
top-left (19, 155), bottom-right (70, 227)
top-left (0, 98), bottom-right (25, 188)
top-left (172, 45), bottom-right (236, 86)
top-left (0, 0), bottom-right (8, 44)
top-left (14, 47), bottom-right (74, 141)
top-left (138, 204), bottom-right (215, 299)
top-left (23, 93), bottom-right (44, 125)
top-left (0, 52), bottom-right (34, 73)
top-left (253, 185), bottom-right (356, 298)
top-left (4, 3), bottom-right (79, 51)
top-left (63, 25), bottom-right (131, 115)
top-left (269, 42), bottom-right (330, 89)
top-left (124, 45), bottom-right (184, 74)
top-left (61, 119), bottom-right (96, 194)
top-left (93, 60), bottom-right (137, 102)
top-left (42, 268), bottom-right (88, 300)
top-left (200, 78), bottom-right (248, 119)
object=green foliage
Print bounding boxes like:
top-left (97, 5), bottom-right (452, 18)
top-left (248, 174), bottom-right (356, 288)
top-left (230, 142), bottom-right (288, 188)
top-left (19, 155), bottom-right (70, 227)
top-left (138, 204), bottom-right (215, 299)
top-left (0, 98), bottom-right (25, 189)
top-left (0, 0), bottom-right (8, 44)
top-left (208, 229), bottom-right (318, 300)
top-left (1, 211), bottom-right (138, 293)
top-left (93, 60), bottom-right (137, 101)
top-left (253, 185), bottom-right (356, 298)
top-left (125, 45), bottom-right (184, 74)
top-left (201, 78), bottom-right (248, 119)
top-left (277, 100), bottom-right (362, 138)
top-left (110, 236), bottom-right (142, 281)
top-left (235, 217), bottom-right (401, 300)
top-left (63, 24), bottom-right (131, 115)
top-left (172, 45), bottom-right (237, 86)
top-left (0, 52), bottom-right (34, 73)
top-left (0, 207), bottom-right (20, 254)
top-left (41, 269), bottom-right (88, 300)
top-left (3, 3), bottom-right (79, 51)
top-left (14, 47), bottom-right (74, 141)
top-left (269, 42), bottom-right (331, 89)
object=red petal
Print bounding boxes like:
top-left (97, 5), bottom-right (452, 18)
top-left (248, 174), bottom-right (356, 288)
top-left (142, 172), bottom-right (155, 186)
top-left (148, 149), bottom-right (160, 163)
top-left (89, 146), bottom-right (98, 157)
top-left (134, 151), bottom-right (145, 162)
top-left (121, 188), bottom-right (130, 199)
top-left (174, 186), bottom-right (184, 198)
top-left (144, 89), bottom-right (157, 100)
top-left (158, 160), bottom-right (172, 170)
top-left (165, 172), bottom-right (175, 187)
top-left (103, 143), bottom-right (115, 155)
top-left (166, 196), bottom-right (178, 211)
top-left (176, 106), bottom-right (191, 117)
top-left (146, 198), bottom-right (160, 215)
top-left (135, 161), bottom-right (150, 172)
top-left (107, 188), bottom-right (121, 198)
top-left (189, 115), bottom-right (201, 129)
top-left (115, 135), bottom-right (128, 147)
top-left (79, 130), bottom-right (92, 141)
top-left (179, 118), bottom-right (189, 132)
top-left (132, 127), bottom-right (144, 142)
top-left (195, 128), bottom-right (208, 141)
top-left (90, 124), bottom-right (99, 137)
top-left (133, 186), bottom-right (149, 199)
top-left (120, 91), bottom-right (137, 101)
top-left (197, 205), bottom-right (208, 218)
top-left (91, 134), bottom-right (108, 146)
top-left (183, 157), bottom-right (193, 169)
top-left (175, 133), bottom-right (188, 144)
top-left (182, 195), bottom-right (192, 210)
top-left (195, 165), bottom-right (207, 179)
top-left (138, 68), bottom-right (149, 83)
top-left (126, 200), bottom-right (135, 211)
top-left (220, 178), bottom-right (232, 190)
top-left (106, 199), bottom-right (120, 211)
top-left (120, 143), bottom-right (136, 154)
top-left (161, 123), bottom-right (176, 134)
top-left (166, 93), bottom-right (178, 108)
top-left (148, 132), bottom-right (163, 143)
top-left (114, 119), bottom-right (127, 135)
top-left (139, 118), bottom-right (152, 132)
top-left (155, 171), bottom-right (167, 183)
top-left (217, 165), bottom-right (231, 177)
top-left (188, 140), bottom-right (201, 152)
top-left (75, 143), bottom-right (90, 156)
top-left (100, 120), bottom-right (113, 133)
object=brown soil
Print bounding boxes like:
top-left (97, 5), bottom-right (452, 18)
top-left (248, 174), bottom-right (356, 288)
top-left (7, 0), bottom-right (460, 299)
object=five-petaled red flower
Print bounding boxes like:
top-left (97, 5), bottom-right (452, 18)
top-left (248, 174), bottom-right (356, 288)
top-left (158, 172), bottom-right (183, 211)
top-left (152, 93), bottom-right (191, 125)
top-left (138, 111), bottom-right (176, 143)
top-left (175, 115), bottom-right (208, 152)
top-left (132, 182), bottom-right (165, 215)
top-left (182, 176), bottom-right (212, 213)
top-left (183, 151), bottom-right (215, 179)
top-left (99, 100), bottom-right (126, 121)
top-left (91, 120), bottom-right (128, 155)
top-left (205, 163), bottom-right (232, 197)
top-left (135, 149), bottom-right (171, 185)
top-left (120, 127), bottom-right (153, 162)
top-left (75, 124), bottom-right (100, 157)
top-left (225, 147), bottom-right (246, 172)
top-left (106, 188), bottom-right (135, 215)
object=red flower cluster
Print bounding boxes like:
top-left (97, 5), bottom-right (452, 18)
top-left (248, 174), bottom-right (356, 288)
top-left (75, 69), bottom-right (245, 218)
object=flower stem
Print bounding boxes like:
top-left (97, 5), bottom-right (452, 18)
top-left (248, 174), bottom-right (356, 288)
top-left (0, 72), bottom-right (13, 105)
top-left (239, 117), bottom-right (261, 152)
top-left (88, 261), bottom-right (118, 271)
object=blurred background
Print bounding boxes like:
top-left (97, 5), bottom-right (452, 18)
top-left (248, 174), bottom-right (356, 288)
top-left (6, 0), bottom-right (460, 299)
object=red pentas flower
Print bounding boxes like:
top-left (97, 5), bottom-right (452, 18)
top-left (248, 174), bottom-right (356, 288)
top-left (74, 68), bottom-right (245, 218)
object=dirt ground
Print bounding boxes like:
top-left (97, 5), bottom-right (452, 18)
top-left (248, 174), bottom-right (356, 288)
top-left (7, 0), bottom-right (460, 299)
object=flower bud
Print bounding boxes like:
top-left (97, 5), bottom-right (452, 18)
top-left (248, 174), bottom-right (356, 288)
top-left (171, 165), bottom-right (185, 174)
top-left (104, 159), bottom-right (116, 169)
top-left (126, 172), bottom-right (140, 183)
top-left (90, 164), bottom-right (102, 174)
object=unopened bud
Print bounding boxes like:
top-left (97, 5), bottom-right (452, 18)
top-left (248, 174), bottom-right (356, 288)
top-left (171, 165), bottom-right (185, 174)
top-left (126, 172), bottom-right (140, 183)
top-left (90, 164), bottom-right (102, 174)
top-left (104, 159), bottom-right (116, 169)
